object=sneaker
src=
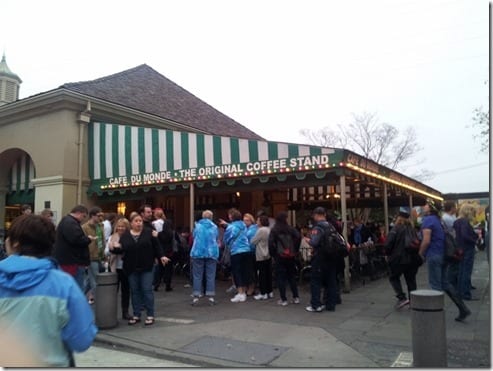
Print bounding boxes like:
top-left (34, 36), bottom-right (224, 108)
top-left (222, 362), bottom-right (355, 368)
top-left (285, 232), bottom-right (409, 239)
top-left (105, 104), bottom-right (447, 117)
top-left (191, 297), bottom-right (199, 306)
top-left (277, 299), bottom-right (288, 306)
top-left (291, 297), bottom-right (300, 304)
top-left (230, 293), bottom-right (247, 303)
top-left (305, 305), bottom-right (323, 312)
top-left (254, 294), bottom-right (268, 300)
top-left (226, 285), bottom-right (237, 294)
top-left (395, 298), bottom-right (410, 309)
top-left (268, 292), bottom-right (274, 298)
top-left (184, 283), bottom-right (191, 288)
top-left (208, 297), bottom-right (216, 306)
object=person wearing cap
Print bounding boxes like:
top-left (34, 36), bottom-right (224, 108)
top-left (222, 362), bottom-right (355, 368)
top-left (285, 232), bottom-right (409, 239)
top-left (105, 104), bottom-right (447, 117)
top-left (305, 207), bottom-right (338, 312)
top-left (385, 207), bottom-right (422, 309)
top-left (419, 199), bottom-right (471, 322)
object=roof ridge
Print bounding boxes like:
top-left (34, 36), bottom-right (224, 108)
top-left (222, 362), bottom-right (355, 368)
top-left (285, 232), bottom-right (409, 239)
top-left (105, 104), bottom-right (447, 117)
top-left (60, 64), bottom-right (150, 88)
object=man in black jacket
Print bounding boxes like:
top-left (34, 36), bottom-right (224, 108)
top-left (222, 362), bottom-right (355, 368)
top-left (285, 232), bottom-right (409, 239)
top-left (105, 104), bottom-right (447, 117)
top-left (53, 205), bottom-right (95, 291)
top-left (306, 207), bottom-right (338, 313)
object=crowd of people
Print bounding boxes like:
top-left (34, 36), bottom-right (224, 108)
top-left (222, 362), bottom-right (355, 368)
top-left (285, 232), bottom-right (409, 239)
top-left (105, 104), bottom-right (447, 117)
top-left (0, 198), bottom-right (485, 366)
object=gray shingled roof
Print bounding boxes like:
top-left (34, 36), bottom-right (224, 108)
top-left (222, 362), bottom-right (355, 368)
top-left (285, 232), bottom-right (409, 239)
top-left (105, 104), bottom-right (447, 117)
top-left (61, 64), bottom-right (263, 140)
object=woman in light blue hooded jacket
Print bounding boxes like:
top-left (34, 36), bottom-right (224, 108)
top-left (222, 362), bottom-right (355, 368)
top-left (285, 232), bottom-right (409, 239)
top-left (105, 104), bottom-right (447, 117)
top-left (0, 214), bottom-right (97, 367)
top-left (220, 208), bottom-right (251, 303)
top-left (190, 210), bottom-right (219, 305)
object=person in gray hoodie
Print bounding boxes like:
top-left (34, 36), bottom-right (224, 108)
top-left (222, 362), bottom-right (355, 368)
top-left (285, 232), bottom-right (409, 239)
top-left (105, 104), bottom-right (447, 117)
top-left (251, 215), bottom-right (272, 300)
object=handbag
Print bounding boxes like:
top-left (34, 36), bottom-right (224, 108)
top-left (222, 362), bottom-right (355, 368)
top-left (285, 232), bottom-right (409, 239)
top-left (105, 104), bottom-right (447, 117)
top-left (220, 230), bottom-right (241, 267)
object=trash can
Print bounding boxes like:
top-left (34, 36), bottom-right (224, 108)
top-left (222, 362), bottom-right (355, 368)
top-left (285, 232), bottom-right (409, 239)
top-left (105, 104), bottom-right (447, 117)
top-left (95, 272), bottom-right (118, 329)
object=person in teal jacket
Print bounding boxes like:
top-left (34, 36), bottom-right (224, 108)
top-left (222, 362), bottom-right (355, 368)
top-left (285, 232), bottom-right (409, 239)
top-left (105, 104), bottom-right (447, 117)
top-left (190, 210), bottom-right (219, 306)
top-left (220, 208), bottom-right (250, 302)
top-left (244, 213), bottom-right (258, 296)
top-left (0, 214), bottom-right (97, 367)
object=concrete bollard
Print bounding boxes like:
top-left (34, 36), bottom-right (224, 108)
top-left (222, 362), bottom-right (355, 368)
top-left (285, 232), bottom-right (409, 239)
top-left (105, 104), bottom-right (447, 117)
top-left (410, 289), bottom-right (447, 367)
top-left (95, 272), bottom-right (118, 329)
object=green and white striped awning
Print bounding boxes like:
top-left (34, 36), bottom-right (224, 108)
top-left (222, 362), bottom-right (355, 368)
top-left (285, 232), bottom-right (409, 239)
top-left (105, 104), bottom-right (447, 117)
top-left (9, 153), bottom-right (35, 192)
top-left (88, 122), bottom-right (341, 194)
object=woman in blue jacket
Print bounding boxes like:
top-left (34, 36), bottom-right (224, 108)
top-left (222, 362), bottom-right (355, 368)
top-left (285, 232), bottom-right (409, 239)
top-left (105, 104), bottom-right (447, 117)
top-left (220, 208), bottom-right (251, 303)
top-left (0, 214), bottom-right (97, 367)
top-left (190, 210), bottom-right (219, 306)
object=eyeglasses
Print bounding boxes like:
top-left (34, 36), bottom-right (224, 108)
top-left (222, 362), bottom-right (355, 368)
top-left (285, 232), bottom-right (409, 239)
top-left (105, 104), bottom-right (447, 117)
top-left (97, 214), bottom-right (104, 218)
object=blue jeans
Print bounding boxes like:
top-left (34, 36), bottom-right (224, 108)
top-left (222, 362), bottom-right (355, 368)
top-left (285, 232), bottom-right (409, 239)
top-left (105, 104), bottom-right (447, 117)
top-left (310, 256), bottom-right (337, 309)
top-left (128, 270), bottom-right (155, 317)
top-left (85, 261), bottom-right (101, 295)
top-left (74, 266), bottom-right (87, 292)
top-left (192, 258), bottom-right (217, 297)
top-left (458, 247), bottom-right (475, 299)
top-left (426, 253), bottom-right (449, 291)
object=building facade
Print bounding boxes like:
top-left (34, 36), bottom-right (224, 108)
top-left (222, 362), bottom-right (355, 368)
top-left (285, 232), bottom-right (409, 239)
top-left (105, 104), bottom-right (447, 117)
top-left (0, 61), bottom-right (443, 240)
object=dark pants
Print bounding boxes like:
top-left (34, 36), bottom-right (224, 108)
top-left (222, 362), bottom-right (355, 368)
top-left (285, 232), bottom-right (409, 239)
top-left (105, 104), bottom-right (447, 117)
top-left (388, 262), bottom-right (418, 300)
top-left (247, 253), bottom-right (257, 288)
top-left (153, 260), bottom-right (174, 289)
top-left (447, 260), bottom-right (460, 292)
top-left (310, 256), bottom-right (337, 309)
top-left (231, 252), bottom-right (252, 287)
top-left (163, 261), bottom-right (174, 289)
top-left (276, 257), bottom-right (299, 301)
top-left (117, 268), bottom-right (130, 316)
top-left (458, 247), bottom-right (475, 299)
top-left (257, 259), bottom-right (273, 295)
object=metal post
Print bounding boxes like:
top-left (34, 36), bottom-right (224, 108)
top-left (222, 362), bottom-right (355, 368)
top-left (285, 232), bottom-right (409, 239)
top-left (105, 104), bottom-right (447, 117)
top-left (383, 183), bottom-right (389, 235)
top-left (340, 174), bottom-right (350, 293)
top-left (189, 183), bottom-right (195, 231)
top-left (411, 289), bottom-right (447, 367)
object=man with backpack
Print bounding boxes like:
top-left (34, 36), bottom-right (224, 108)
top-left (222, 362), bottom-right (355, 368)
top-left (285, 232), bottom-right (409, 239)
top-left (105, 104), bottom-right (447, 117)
top-left (305, 207), bottom-right (340, 312)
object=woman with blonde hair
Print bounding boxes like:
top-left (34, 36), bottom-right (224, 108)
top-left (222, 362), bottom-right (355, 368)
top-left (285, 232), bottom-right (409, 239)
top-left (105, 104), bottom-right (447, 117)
top-left (105, 217), bottom-right (131, 319)
top-left (453, 203), bottom-right (478, 301)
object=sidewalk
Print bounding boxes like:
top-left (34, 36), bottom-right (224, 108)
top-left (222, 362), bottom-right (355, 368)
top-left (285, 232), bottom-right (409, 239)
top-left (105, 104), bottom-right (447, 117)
top-left (92, 251), bottom-right (490, 367)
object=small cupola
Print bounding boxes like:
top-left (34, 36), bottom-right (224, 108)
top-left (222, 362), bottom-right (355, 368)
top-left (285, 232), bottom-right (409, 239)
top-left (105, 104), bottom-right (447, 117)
top-left (0, 53), bottom-right (22, 106)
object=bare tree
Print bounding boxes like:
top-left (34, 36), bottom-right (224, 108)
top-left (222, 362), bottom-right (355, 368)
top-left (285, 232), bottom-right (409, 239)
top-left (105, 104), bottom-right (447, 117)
top-left (301, 112), bottom-right (430, 178)
top-left (471, 106), bottom-right (489, 153)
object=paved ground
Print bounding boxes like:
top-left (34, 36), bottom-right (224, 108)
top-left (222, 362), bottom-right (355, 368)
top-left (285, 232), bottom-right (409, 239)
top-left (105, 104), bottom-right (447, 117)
top-left (83, 250), bottom-right (490, 367)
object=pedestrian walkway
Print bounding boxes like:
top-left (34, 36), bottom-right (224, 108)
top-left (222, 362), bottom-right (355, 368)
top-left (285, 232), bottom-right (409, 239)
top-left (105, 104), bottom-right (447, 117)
top-left (93, 250), bottom-right (490, 367)
top-left (74, 345), bottom-right (194, 367)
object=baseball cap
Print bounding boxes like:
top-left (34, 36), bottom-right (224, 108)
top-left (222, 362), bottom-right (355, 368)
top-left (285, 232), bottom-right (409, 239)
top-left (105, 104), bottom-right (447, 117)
top-left (312, 207), bottom-right (326, 216)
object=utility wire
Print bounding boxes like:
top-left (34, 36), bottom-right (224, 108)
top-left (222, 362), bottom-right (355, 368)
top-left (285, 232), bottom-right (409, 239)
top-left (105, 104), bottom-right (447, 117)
top-left (433, 161), bottom-right (489, 175)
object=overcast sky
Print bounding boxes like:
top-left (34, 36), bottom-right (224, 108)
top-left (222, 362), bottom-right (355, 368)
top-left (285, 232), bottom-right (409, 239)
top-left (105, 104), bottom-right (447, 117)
top-left (1, 0), bottom-right (490, 194)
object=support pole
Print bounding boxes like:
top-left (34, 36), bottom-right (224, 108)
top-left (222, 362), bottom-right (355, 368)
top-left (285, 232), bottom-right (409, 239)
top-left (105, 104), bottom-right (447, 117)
top-left (340, 174), bottom-right (350, 293)
top-left (383, 183), bottom-right (389, 235)
top-left (189, 183), bottom-right (195, 231)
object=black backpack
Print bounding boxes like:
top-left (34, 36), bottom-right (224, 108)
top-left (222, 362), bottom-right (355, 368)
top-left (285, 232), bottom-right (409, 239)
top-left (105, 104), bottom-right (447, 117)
top-left (319, 223), bottom-right (349, 259)
top-left (276, 232), bottom-right (297, 258)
